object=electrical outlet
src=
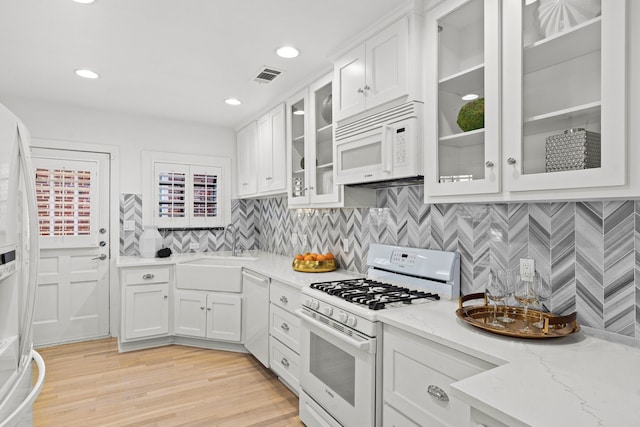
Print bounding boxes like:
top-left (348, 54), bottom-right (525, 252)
top-left (291, 233), bottom-right (298, 246)
top-left (189, 242), bottom-right (199, 250)
top-left (520, 258), bottom-right (535, 281)
top-left (301, 234), bottom-right (308, 247)
top-left (342, 238), bottom-right (349, 252)
top-left (123, 220), bottom-right (135, 231)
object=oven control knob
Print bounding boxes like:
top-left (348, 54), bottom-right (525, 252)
top-left (337, 312), bottom-right (348, 323)
top-left (323, 306), bottom-right (333, 316)
top-left (309, 300), bottom-right (320, 310)
top-left (346, 316), bottom-right (357, 328)
top-left (303, 298), bottom-right (312, 308)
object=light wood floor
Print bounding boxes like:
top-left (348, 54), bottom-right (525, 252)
top-left (34, 338), bottom-right (303, 426)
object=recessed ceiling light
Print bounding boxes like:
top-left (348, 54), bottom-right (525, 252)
top-left (225, 98), bottom-right (242, 106)
top-left (276, 46), bottom-right (299, 59)
top-left (73, 0), bottom-right (96, 4)
top-left (461, 93), bottom-right (479, 101)
top-left (74, 69), bottom-right (100, 79)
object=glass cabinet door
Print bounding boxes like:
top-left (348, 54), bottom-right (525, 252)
top-left (309, 74), bottom-right (338, 203)
top-left (425, 0), bottom-right (500, 197)
top-left (287, 90), bottom-right (309, 206)
top-left (503, 0), bottom-right (626, 192)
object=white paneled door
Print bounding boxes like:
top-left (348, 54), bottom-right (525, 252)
top-left (31, 148), bottom-right (110, 346)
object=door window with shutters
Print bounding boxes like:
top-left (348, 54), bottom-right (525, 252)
top-left (34, 158), bottom-right (98, 248)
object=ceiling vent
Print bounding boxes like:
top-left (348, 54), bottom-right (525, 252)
top-left (253, 66), bottom-right (283, 84)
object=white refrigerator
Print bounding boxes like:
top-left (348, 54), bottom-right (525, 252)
top-left (0, 102), bottom-right (45, 426)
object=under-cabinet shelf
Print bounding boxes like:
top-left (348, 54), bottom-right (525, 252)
top-left (439, 63), bottom-right (484, 96)
top-left (523, 101), bottom-right (601, 136)
top-left (524, 17), bottom-right (601, 74)
top-left (317, 162), bottom-right (334, 170)
top-left (293, 134), bottom-right (304, 143)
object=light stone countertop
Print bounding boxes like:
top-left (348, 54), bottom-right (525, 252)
top-left (116, 250), bottom-right (361, 289)
top-left (117, 251), bottom-right (640, 426)
top-left (377, 299), bottom-right (640, 427)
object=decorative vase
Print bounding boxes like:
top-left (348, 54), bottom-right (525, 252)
top-left (139, 226), bottom-right (162, 258)
top-left (457, 98), bottom-right (484, 132)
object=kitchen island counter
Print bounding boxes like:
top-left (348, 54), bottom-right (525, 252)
top-left (378, 299), bottom-right (640, 427)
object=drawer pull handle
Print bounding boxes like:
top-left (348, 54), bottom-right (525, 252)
top-left (281, 358), bottom-right (290, 368)
top-left (281, 323), bottom-right (290, 332)
top-left (427, 385), bottom-right (449, 402)
top-left (280, 296), bottom-right (288, 304)
top-left (142, 273), bottom-right (155, 280)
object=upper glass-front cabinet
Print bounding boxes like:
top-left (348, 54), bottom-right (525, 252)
top-left (425, 0), bottom-right (500, 197)
top-left (503, 0), bottom-right (626, 192)
top-left (287, 72), bottom-right (339, 207)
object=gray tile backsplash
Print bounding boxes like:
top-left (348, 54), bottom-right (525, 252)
top-left (120, 187), bottom-right (640, 341)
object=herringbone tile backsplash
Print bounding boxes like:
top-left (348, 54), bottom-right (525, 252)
top-left (120, 188), bottom-right (640, 341)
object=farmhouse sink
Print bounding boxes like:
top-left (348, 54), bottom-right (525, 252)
top-left (176, 256), bottom-right (257, 292)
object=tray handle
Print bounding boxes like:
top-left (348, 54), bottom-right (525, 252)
top-left (458, 292), bottom-right (487, 310)
top-left (543, 311), bottom-right (577, 334)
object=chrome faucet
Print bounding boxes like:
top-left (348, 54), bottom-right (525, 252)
top-left (224, 224), bottom-right (238, 256)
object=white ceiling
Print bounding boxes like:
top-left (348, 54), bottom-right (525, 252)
top-left (0, 0), bottom-right (405, 129)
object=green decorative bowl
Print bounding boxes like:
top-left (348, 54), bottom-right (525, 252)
top-left (457, 98), bottom-right (484, 132)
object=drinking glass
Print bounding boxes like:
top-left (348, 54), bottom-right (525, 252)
top-left (498, 271), bottom-right (517, 324)
top-left (486, 269), bottom-right (507, 328)
top-left (532, 275), bottom-right (551, 328)
top-left (515, 276), bottom-right (537, 332)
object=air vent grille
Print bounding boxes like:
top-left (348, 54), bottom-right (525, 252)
top-left (253, 67), bottom-right (283, 84)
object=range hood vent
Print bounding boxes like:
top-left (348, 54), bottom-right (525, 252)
top-left (253, 66), bottom-right (283, 84)
top-left (346, 176), bottom-right (424, 189)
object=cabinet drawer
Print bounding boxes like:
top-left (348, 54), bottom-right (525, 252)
top-left (383, 326), bottom-right (496, 427)
top-left (269, 279), bottom-right (300, 313)
top-left (270, 304), bottom-right (300, 353)
top-left (383, 403), bottom-right (420, 427)
top-left (123, 267), bottom-right (170, 285)
top-left (270, 337), bottom-right (300, 393)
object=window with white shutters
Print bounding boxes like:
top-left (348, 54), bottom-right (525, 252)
top-left (35, 167), bottom-right (92, 237)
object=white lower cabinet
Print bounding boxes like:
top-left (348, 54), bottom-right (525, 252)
top-left (121, 266), bottom-right (171, 341)
top-left (269, 279), bottom-right (302, 394)
top-left (383, 403), bottom-right (420, 427)
top-left (243, 270), bottom-right (270, 367)
top-left (470, 407), bottom-right (511, 427)
top-left (383, 325), bottom-right (496, 427)
top-left (174, 290), bottom-right (242, 342)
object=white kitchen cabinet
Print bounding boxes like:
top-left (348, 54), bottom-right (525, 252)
top-left (503, 0), bottom-right (626, 193)
top-left (242, 270), bottom-right (270, 367)
top-left (174, 289), bottom-right (242, 342)
top-left (142, 152), bottom-right (231, 229)
top-left (269, 279), bottom-right (302, 394)
top-left (121, 266), bottom-right (171, 341)
top-left (236, 121), bottom-right (258, 198)
top-left (383, 324), bottom-right (495, 427)
top-left (424, 0), bottom-right (501, 198)
top-left (287, 73), bottom-right (341, 207)
top-left (257, 103), bottom-right (287, 195)
top-left (334, 17), bottom-right (409, 122)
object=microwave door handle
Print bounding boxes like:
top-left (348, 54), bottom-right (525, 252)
top-left (297, 309), bottom-right (371, 352)
top-left (382, 125), bottom-right (392, 173)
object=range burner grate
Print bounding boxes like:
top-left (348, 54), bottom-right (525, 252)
top-left (311, 279), bottom-right (440, 310)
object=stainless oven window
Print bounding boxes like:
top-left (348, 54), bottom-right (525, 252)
top-left (310, 331), bottom-right (356, 406)
top-left (340, 141), bottom-right (382, 171)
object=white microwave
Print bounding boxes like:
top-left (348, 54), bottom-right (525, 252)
top-left (334, 102), bottom-right (423, 186)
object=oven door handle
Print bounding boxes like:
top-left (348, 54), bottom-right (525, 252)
top-left (296, 309), bottom-right (371, 352)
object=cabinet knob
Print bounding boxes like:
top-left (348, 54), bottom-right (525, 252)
top-left (485, 161), bottom-right (494, 167)
top-left (281, 358), bottom-right (290, 368)
top-left (200, 306), bottom-right (205, 310)
top-left (142, 273), bottom-right (155, 279)
top-left (164, 295), bottom-right (168, 299)
top-left (207, 307), bottom-right (211, 311)
top-left (363, 85), bottom-right (371, 91)
top-left (357, 88), bottom-right (365, 94)
top-left (281, 323), bottom-right (290, 332)
top-left (507, 157), bottom-right (517, 165)
top-left (309, 186), bottom-right (314, 190)
top-left (427, 385), bottom-right (449, 402)
top-left (279, 295), bottom-right (288, 304)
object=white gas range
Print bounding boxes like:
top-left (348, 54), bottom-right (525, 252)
top-left (297, 243), bottom-right (460, 427)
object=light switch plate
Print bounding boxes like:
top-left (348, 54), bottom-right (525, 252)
top-left (123, 220), bottom-right (135, 231)
top-left (190, 242), bottom-right (199, 250)
top-left (301, 234), bottom-right (308, 247)
top-left (291, 233), bottom-right (298, 246)
top-left (520, 258), bottom-right (535, 281)
top-left (342, 238), bottom-right (349, 252)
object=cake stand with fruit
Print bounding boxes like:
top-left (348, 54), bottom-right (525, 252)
top-left (292, 252), bottom-right (337, 273)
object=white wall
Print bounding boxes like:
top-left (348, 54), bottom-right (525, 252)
top-left (0, 95), bottom-right (236, 195)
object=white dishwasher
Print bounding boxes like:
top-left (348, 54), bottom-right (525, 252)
top-left (242, 270), bottom-right (270, 367)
